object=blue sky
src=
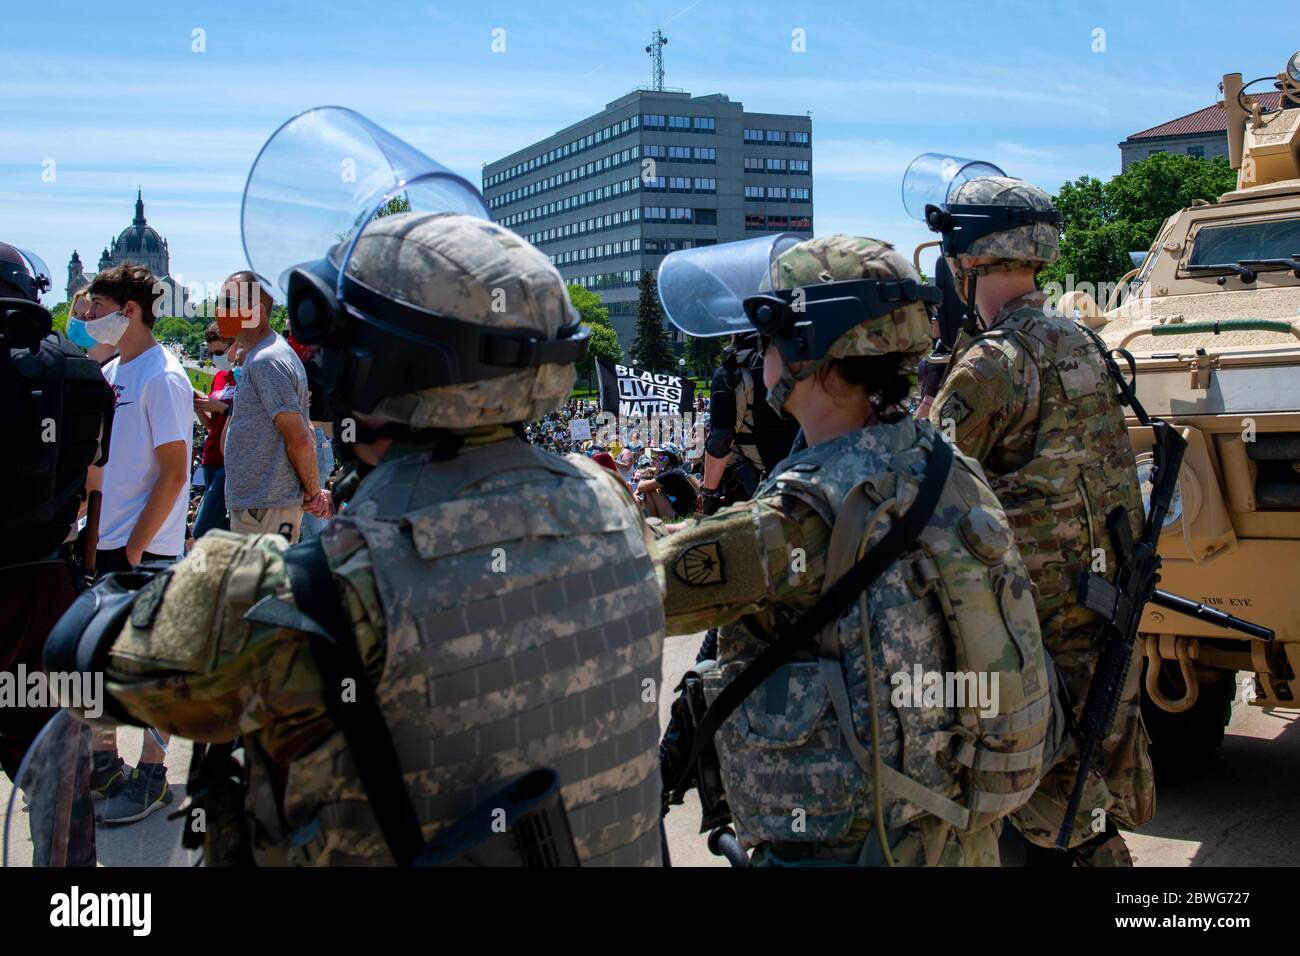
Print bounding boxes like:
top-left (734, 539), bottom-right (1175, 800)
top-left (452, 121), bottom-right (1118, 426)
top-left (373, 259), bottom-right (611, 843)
top-left (2, 0), bottom-right (1286, 302)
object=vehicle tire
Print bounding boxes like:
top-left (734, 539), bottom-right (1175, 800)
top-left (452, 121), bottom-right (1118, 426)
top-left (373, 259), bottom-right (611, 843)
top-left (1139, 659), bottom-right (1234, 781)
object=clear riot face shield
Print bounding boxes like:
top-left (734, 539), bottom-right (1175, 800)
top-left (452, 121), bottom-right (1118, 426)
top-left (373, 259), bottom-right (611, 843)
top-left (241, 107), bottom-right (585, 422)
top-left (0, 247), bottom-right (53, 304)
top-left (656, 233), bottom-right (801, 338)
top-left (902, 152), bottom-right (1058, 259)
top-left (659, 232), bottom-right (939, 366)
top-left (901, 153), bottom-right (1006, 224)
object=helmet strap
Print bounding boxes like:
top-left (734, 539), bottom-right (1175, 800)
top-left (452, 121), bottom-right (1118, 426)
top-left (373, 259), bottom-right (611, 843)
top-left (765, 352), bottom-right (824, 419)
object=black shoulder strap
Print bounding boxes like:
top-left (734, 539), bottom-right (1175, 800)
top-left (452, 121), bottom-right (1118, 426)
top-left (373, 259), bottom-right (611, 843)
top-left (670, 435), bottom-right (954, 801)
top-left (282, 537), bottom-right (426, 866)
top-left (1078, 323), bottom-right (1153, 426)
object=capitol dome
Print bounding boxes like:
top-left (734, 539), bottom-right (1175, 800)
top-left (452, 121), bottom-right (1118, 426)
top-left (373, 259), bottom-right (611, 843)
top-left (65, 189), bottom-right (183, 314)
top-left (104, 189), bottom-right (170, 278)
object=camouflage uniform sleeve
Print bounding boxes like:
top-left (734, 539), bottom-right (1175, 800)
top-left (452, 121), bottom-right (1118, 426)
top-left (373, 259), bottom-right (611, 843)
top-left (928, 338), bottom-right (1026, 464)
top-left (103, 528), bottom-right (384, 766)
top-left (652, 492), bottom-right (829, 635)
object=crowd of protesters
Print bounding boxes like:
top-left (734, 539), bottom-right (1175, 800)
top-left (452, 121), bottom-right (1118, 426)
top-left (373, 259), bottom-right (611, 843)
top-left (522, 395), bottom-right (712, 520)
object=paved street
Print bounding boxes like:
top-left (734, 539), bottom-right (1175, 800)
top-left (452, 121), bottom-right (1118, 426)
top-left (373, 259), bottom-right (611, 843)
top-left (3, 632), bottom-right (1296, 867)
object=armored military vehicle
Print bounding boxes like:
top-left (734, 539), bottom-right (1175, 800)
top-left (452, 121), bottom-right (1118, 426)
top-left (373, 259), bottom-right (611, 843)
top-left (1091, 52), bottom-right (1300, 773)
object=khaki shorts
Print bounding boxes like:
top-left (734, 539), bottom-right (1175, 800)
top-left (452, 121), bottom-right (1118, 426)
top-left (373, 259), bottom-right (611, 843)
top-left (230, 505), bottom-right (303, 544)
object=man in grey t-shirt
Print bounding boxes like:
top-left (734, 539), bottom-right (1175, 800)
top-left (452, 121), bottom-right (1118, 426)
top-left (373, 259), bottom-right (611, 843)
top-left (215, 271), bottom-right (329, 543)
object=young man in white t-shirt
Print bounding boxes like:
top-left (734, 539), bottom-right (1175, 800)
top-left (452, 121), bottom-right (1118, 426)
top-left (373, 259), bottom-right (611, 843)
top-left (82, 262), bottom-right (192, 824)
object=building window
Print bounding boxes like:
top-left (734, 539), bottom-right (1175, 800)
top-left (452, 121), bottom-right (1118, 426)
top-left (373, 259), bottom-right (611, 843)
top-left (767, 215), bottom-right (789, 228)
top-left (669, 176), bottom-right (691, 191)
top-left (668, 115), bottom-right (691, 130)
top-left (765, 130), bottom-right (786, 144)
top-left (765, 158), bottom-right (786, 172)
top-left (789, 131), bottom-right (810, 145)
top-left (644, 114), bottom-right (666, 129)
top-left (745, 214), bottom-right (765, 230)
top-left (669, 145), bottom-right (691, 160)
top-left (1148, 148), bottom-right (1166, 157)
top-left (791, 187), bottom-right (810, 202)
top-left (692, 116), bottom-right (715, 132)
top-left (744, 157), bottom-right (763, 171)
top-left (644, 206), bottom-right (668, 222)
top-left (644, 144), bottom-right (665, 158)
top-left (744, 128), bottom-right (763, 143)
top-left (767, 186), bottom-right (788, 200)
top-left (694, 178), bottom-right (716, 192)
top-left (1187, 145), bottom-right (1205, 158)
top-left (695, 208), bottom-right (717, 225)
top-left (669, 207), bottom-right (693, 222)
top-left (693, 147), bottom-right (715, 162)
top-left (744, 185), bottom-right (764, 199)
top-left (646, 176), bottom-right (666, 191)
top-left (790, 216), bottom-right (812, 232)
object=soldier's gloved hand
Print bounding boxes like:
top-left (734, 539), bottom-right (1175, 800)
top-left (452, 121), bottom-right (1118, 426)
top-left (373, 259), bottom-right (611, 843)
top-left (701, 488), bottom-right (722, 516)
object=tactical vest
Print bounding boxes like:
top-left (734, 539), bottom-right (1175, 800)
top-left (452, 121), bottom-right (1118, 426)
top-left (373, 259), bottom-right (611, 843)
top-left (702, 419), bottom-right (1052, 864)
top-left (972, 306), bottom-right (1143, 637)
top-left (729, 348), bottom-right (799, 475)
top-left (283, 438), bottom-right (666, 866)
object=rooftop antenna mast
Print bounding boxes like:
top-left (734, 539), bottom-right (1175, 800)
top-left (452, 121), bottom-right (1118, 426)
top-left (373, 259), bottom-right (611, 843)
top-left (645, 29), bottom-right (667, 91)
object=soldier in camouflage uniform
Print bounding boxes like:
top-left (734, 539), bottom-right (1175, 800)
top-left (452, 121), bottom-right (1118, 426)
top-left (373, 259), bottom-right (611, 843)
top-left (656, 236), bottom-right (1053, 866)
top-left (36, 212), bottom-right (667, 866)
top-left (926, 176), bottom-right (1154, 866)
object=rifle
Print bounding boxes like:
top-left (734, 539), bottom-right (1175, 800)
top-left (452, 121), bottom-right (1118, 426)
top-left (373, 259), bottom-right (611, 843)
top-left (1059, 327), bottom-right (1277, 850)
top-left (1059, 419), bottom-right (1185, 849)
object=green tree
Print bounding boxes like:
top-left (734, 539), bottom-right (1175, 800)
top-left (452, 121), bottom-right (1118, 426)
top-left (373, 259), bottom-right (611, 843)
top-left (154, 316), bottom-right (205, 357)
top-left (376, 194), bottom-right (411, 218)
top-left (580, 324), bottom-right (622, 391)
top-left (49, 301), bottom-right (69, 335)
top-left (1038, 153), bottom-right (1238, 291)
top-left (567, 283), bottom-right (612, 329)
top-left (629, 271), bottom-right (675, 372)
top-left (684, 335), bottom-right (724, 378)
top-left (269, 304), bottom-right (288, 334)
top-left (567, 284), bottom-right (621, 391)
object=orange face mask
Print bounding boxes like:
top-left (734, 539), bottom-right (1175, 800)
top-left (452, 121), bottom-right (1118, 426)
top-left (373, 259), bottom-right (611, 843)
top-left (215, 311), bottom-right (253, 339)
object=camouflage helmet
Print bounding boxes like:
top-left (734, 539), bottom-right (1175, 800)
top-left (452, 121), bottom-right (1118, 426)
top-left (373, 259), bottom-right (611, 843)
top-left (768, 235), bottom-right (931, 358)
top-left (338, 212), bottom-right (578, 428)
top-left (946, 176), bottom-right (1060, 265)
top-left (757, 236), bottom-right (932, 418)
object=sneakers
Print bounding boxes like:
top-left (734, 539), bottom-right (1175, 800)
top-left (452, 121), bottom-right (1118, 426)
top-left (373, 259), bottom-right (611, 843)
top-left (99, 764), bottom-right (173, 825)
top-left (90, 754), bottom-right (126, 801)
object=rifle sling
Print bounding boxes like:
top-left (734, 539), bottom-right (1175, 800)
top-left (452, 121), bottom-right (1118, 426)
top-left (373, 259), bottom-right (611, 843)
top-left (671, 435), bottom-right (954, 801)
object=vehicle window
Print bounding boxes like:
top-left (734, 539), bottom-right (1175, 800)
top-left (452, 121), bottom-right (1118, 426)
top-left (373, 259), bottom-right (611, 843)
top-left (1130, 216), bottom-right (1175, 291)
top-left (1188, 217), bottom-right (1300, 266)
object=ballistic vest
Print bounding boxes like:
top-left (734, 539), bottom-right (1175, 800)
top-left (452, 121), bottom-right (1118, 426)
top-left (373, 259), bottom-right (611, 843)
top-left (703, 418), bottom-right (1052, 865)
top-left (973, 305), bottom-right (1143, 640)
top-left (285, 438), bottom-right (666, 866)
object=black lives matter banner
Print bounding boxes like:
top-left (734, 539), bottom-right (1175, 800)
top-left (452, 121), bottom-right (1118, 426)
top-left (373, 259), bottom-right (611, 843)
top-left (596, 358), bottom-right (695, 418)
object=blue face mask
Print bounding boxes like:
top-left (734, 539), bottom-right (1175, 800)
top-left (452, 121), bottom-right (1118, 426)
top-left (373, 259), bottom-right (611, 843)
top-left (232, 366), bottom-right (243, 383)
top-left (67, 318), bottom-right (97, 350)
